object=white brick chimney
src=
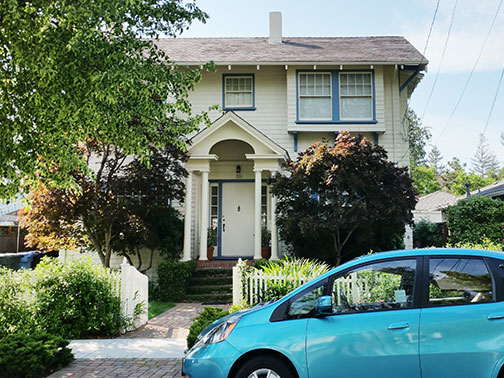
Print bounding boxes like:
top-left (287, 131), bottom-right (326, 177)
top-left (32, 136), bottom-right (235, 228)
top-left (269, 12), bottom-right (282, 44)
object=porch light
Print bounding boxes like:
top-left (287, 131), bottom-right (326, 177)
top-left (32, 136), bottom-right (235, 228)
top-left (236, 165), bottom-right (241, 174)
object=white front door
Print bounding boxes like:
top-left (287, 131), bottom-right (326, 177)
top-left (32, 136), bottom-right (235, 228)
top-left (221, 182), bottom-right (254, 256)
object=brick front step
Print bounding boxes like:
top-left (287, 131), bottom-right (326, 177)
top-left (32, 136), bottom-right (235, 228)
top-left (196, 259), bottom-right (254, 268)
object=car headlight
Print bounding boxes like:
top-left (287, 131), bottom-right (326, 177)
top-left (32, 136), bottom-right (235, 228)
top-left (193, 315), bottom-right (241, 349)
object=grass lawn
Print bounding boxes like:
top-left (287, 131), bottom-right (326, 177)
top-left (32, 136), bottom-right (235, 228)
top-left (148, 301), bottom-right (176, 319)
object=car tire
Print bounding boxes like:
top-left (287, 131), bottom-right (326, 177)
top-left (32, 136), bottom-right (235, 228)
top-left (235, 356), bottom-right (295, 378)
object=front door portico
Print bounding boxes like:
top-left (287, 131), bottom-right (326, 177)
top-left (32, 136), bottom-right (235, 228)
top-left (181, 112), bottom-right (288, 261)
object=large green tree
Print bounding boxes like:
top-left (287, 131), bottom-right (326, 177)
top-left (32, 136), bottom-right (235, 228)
top-left (471, 134), bottom-right (500, 178)
top-left (0, 0), bottom-right (212, 199)
top-left (272, 132), bottom-right (417, 266)
top-left (406, 108), bottom-right (431, 168)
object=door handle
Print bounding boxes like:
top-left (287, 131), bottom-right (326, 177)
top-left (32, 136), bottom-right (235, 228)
top-left (488, 313), bottom-right (504, 320)
top-left (388, 322), bottom-right (410, 330)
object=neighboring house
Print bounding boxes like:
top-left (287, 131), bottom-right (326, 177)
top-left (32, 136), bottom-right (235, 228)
top-left (413, 181), bottom-right (504, 245)
top-left (0, 198), bottom-right (25, 253)
top-left (413, 190), bottom-right (460, 245)
top-left (156, 12), bottom-right (428, 261)
top-left (472, 180), bottom-right (504, 201)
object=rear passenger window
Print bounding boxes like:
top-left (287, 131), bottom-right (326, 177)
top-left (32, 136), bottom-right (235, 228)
top-left (428, 258), bottom-right (493, 306)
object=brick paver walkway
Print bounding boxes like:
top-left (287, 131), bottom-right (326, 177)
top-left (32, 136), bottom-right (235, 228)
top-left (49, 358), bottom-right (182, 378)
top-left (49, 303), bottom-right (207, 377)
top-left (120, 303), bottom-right (206, 339)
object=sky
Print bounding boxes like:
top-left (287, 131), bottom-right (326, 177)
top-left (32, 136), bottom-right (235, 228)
top-left (180, 0), bottom-right (504, 169)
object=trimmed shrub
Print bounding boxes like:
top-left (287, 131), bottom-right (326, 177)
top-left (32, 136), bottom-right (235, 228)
top-left (187, 307), bottom-right (228, 349)
top-left (0, 332), bottom-right (74, 378)
top-left (446, 196), bottom-right (504, 245)
top-left (32, 257), bottom-right (123, 339)
top-left (155, 259), bottom-right (197, 301)
top-left (0, 267), bottom-right (35, 337)
top-left (413, 219), bottom-right (443, 248)
top-left (0, 257), bottom-right (123, 339)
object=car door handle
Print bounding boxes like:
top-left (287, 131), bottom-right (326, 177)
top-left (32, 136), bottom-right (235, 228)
top-left (488, 313), bottom-right (504, 320)
top-left (388, 322), bottom-right (410, 330)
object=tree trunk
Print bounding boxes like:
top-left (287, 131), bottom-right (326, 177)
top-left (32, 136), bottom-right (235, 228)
top-left (140, 249), bottom-right (154, 274)
top-left (103, 228), bottom-right (112, 268)
top-left (136, 247), bottom-right (142, 270)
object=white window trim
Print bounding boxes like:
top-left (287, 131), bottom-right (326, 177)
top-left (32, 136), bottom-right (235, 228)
top-left (338, 72), bottom-right (374, 121)
top-left (298, 72), bottom-right (333, 121)
top-left (224, 75), bottom-right (254, 108)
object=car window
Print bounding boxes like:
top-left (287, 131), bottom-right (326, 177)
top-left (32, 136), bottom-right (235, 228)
top-left (428, 257), bottom-right (493, 306)
top-left (331, 259), bottom-right (417, 314)
top-left (287, 282), bottom-right (327, 318)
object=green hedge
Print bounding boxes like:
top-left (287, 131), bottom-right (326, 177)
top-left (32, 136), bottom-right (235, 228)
top-left (0, 257), bottom-right (123, 339)
top-left (187, 307), bottom-right (228, 349)
top-left (0, 332), bottom-right (74, 378)
top-left (154, 259), bottom-right (197, 302)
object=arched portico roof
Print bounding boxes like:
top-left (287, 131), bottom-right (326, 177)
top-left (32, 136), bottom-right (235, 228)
top-left (188, 112), bottom-right (289, 160)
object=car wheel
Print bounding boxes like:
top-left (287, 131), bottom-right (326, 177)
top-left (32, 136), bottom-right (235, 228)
top-left (235, 356), bottom-right (295, 378)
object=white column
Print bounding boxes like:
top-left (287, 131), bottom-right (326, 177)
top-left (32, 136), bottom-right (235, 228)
top-left (271, 192), bottom-right (279, 260)
top-left (199, 170), bottom-right (209, 261)
top-left (254, 169), bottom-right (262, 259)
top-left (181, 171), bottom-right (193, 261)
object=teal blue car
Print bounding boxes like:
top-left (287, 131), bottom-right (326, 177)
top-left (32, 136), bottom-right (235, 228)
top-left (182, 249), bottom-right (504, 378)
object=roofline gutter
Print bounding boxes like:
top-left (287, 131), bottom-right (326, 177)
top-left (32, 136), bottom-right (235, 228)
top-left (173, 61), bottom-right (429, 68)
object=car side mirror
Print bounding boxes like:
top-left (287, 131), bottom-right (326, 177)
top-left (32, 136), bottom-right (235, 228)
top-left (316, 295), bottom-right (333, 316)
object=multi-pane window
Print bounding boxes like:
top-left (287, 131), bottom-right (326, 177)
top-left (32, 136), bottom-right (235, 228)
top-left (339, 73), bottom-right (373, 119)
top-left (224, 75), bottom-right (254, 108)
top-left (428, 258), bottom-right (493, 306)
top-left (261, 185), bottom-right (267, 226)
top-left (210, 185), bottom-right (219, 228)
top-left (298, 73), bottom-right (332, 120)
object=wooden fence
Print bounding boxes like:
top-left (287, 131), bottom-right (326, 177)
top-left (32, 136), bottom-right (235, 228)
top-left (117, 259), bottom-right (149, 331)
top-left (233, 259), bottom-right (368, 307)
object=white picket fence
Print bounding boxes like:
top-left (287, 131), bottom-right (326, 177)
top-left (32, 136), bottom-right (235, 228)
top-left (117, 259), bottom-right (149, 331)
top-left (233, 259), bottom-right (368, 307)
top-left (233, 259), bottom-right (312, 306)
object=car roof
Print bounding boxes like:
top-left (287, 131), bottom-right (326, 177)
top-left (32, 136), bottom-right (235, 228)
top-left (323, 248), bottom-right (504, 280)
top-left (350, 248), bottom-right (502, 264)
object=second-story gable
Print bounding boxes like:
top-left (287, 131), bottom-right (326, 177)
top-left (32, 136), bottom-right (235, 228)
top-left (157, 26), bottom-right (426, 167)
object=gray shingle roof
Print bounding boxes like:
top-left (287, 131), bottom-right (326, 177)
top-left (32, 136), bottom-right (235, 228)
top-left (155, 36), bottom-right (427, 65)
top-left (415, 191), bottom-right (461, 212)
top-left (473, 180), bottom-right (504, 198)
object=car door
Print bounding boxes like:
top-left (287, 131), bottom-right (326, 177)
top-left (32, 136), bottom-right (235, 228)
top-left (419, 255), bottom-right (504, 378)
top-left (305, 257), bottom-right (422, 378)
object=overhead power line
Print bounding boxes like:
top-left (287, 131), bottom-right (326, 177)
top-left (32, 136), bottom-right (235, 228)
top-left (421, 0), bottom-right (459, 123)
top-left (436, 0), bottom-right (503, 144)
top-left (482, 66), bottom-right (504, 135)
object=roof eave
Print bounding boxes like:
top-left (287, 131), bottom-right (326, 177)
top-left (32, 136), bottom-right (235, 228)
top-left (173, 60), bottom-right (428, 67)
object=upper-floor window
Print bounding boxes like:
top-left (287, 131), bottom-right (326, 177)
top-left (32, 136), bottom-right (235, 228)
top-left (296, 70), bottom-right (375, 123)
top-left (223, 74), bottom-right (255, 110)
top-left (339, 73), bottom-right (373, 120)
top-left (298, 73), bottom-right (332, 120)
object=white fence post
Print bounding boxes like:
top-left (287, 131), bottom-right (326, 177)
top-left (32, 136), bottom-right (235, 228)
top-left (232, 258), bottom-right (243, 306)
top-left (120, 258), bottom-right (149, 331)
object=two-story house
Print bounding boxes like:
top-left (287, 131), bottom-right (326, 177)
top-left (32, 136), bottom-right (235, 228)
top-left (158, 12), bottom-right (427, 262)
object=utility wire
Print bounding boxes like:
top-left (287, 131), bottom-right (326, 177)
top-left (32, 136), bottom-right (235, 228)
top-left (436, 0), bottom-right (503, 144)
top-left (402, 0), bottom-right (440, 120)
top-left (482, 66), bottom-right (504, 135)
top-left (421, 0), bottom-right (459, 124)
top-left (399, 0), bottom-right (441, 161)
